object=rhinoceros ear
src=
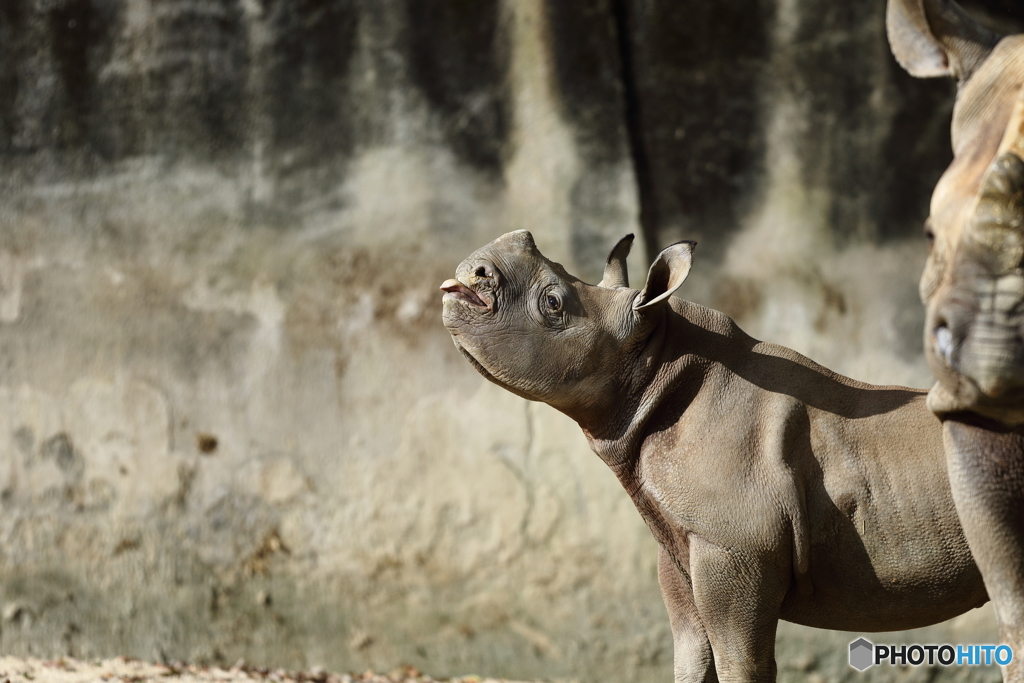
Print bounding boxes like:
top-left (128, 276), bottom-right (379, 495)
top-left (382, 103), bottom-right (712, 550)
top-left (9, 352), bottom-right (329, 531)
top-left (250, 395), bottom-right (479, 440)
top-left (886, 0), bottom-right (999, 82)
top-left (598, 234), bottom-right (634, 288)
top-left (634, 241), bottom-right (695, 312)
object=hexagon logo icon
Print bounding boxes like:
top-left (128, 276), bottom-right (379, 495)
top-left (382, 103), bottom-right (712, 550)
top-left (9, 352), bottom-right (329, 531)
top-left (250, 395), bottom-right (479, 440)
top-left (849, 638), bottom-right (874, 671)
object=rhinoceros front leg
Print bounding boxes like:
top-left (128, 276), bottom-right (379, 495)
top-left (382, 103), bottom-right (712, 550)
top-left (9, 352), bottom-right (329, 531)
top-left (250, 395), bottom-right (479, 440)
top-left (658, 545), bottom-right (718, 683)
top-left (945, 421), bottom-right (1024, 682)
top-left (687, 536), bottom-right (786, 683)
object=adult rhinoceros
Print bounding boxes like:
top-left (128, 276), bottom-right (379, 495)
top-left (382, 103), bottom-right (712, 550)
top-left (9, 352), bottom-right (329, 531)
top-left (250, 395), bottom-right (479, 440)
top-left (888, 0), bottom-right (1024, 677)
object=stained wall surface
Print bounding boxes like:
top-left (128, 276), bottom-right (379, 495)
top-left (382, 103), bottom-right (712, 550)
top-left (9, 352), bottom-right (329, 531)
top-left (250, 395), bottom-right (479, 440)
top-left (0, 1), bottom-right (1020, 681)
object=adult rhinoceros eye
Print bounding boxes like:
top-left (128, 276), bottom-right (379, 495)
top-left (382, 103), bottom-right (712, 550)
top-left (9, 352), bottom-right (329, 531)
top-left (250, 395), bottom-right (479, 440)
top-left (924, 221), bottom-right (935, 251)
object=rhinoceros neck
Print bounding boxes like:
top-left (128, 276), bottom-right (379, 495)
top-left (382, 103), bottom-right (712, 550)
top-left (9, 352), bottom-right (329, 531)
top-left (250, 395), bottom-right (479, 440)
top-left (581, 299), bottom-right (750, 469)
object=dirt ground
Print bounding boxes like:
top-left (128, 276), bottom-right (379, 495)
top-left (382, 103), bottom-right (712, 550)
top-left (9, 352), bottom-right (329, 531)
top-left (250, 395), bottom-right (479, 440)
top-left (0, 658), bottom-right (538, 683)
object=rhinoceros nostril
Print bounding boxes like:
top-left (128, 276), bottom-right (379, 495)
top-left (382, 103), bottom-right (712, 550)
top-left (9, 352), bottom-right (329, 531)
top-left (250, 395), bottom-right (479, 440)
top-left (475, 265), bottom-right (492, 279)
top-left (934, 322), bottom-right (954, 369)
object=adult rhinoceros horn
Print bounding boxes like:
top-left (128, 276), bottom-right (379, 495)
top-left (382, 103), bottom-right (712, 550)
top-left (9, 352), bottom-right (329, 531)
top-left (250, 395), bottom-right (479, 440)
top-left (599, 233), bottom-right (635, 289)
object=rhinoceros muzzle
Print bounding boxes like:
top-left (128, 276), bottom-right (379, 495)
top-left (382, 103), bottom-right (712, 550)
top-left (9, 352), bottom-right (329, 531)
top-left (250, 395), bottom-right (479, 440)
top-left (440, 278), bottom-right (491, 310)
top-left (930, 276), bottom-right (1024, 395)
top-left (927, 270), bottom-right (1024, 423)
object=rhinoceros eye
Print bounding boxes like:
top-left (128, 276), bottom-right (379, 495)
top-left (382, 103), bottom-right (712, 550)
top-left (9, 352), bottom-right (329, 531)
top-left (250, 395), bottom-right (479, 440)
top-left (545, 292), bottom-right (562, 312)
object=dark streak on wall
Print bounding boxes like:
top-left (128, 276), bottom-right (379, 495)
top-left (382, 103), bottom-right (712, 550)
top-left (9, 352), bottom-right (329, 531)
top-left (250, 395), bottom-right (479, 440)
top-left (263, 0), bottom-right (359, 160)
top-left (0, 1), bottom-right (22, 152)
top-left (547, 0), bottom-right (641, 271)
top-left (47, 0), bottom-right (99, 149)
top-left (609, 0), bottom-right (658, 260)
top-left (616, 0), bottom-right (774, 259)
top-left (546, 0), bottom-right (627, 167)
top-left (405, 0), bottom-right (509, 176)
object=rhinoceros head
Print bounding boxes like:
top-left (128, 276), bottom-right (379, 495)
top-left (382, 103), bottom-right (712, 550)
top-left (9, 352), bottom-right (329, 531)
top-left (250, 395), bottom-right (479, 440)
top-left (440, 231), bottom-right (694, 424)
top-left (888, 0), bottom-right (1024, 424)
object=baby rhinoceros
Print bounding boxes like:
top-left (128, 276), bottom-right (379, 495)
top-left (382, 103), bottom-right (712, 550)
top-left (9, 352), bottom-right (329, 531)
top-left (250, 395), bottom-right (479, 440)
top-left (440, 231), bottom-right (987, 683)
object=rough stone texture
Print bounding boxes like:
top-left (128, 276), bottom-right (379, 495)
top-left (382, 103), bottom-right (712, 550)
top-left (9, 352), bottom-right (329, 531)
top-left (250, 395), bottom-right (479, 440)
top-left (0, 1), bottom-right (1018, 682)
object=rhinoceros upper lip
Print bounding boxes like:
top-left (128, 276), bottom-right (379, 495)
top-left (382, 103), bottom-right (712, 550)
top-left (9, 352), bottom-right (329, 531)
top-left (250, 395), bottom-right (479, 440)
top-left (440, 278), bottom-right (490, 309)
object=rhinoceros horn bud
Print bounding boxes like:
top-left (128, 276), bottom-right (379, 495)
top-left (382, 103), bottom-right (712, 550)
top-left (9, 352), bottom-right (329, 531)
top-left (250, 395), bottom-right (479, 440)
top-left (599, 234), bottom-right (635, 289)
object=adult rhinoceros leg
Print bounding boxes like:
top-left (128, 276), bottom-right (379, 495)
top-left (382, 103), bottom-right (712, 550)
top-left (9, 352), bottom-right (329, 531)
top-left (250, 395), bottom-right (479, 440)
top-left (658, 545), bottom-right (718, 683)
top-left (945, 420), bottom-right (1024, 680)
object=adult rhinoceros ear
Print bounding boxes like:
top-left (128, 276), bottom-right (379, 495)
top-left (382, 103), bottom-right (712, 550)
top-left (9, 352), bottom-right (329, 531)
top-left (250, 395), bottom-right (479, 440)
top-left (634, 241), bottom-right (695, 312)
top-left (886, 0), bottom-right (999, 82)
top-left (598, 234), bottom-right (634, 288)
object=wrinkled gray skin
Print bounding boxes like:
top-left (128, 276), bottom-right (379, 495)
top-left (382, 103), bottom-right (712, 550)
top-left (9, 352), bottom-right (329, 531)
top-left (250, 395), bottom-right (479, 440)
top-left (441, 231), bottom-right (987, 683)
top-left (888, 1), bottom-right (1024, 675)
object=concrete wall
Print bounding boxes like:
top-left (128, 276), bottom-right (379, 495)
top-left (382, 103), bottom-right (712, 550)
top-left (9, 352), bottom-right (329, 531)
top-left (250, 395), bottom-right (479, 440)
top-left (1, 1), bottom-right (1021, 681)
